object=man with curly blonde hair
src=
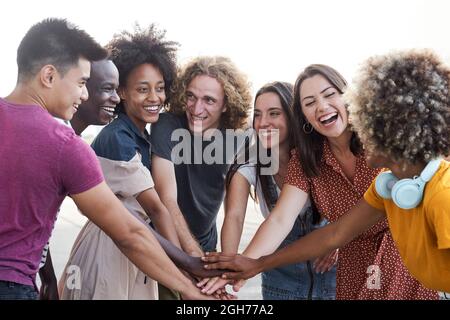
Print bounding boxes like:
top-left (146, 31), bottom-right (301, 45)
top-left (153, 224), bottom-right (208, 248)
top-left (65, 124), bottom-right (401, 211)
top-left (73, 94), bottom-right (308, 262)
top-left (202, 49), bottom-right (449, 296)
top-left (150, 56), bottom-right (251, 297)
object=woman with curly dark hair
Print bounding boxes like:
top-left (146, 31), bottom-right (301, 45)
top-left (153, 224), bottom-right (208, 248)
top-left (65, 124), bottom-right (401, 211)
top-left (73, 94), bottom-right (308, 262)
top-left (58, 24), bottom-right (193, 300)
top-left (203, 60), bottom-right (441, 299)
top-left (346, 49), bottom-right (450, 294)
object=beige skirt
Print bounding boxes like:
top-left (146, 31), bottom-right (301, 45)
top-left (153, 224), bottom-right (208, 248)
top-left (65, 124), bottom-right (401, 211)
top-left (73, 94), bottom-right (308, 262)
top-left (58, 153), bottom-right (158, 300)
top-left (58, 220), bottom-right (158, 300)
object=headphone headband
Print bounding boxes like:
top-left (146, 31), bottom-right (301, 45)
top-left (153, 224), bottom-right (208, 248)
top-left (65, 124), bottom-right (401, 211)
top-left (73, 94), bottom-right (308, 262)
top-left (420, 158), bottom-right (442, 182)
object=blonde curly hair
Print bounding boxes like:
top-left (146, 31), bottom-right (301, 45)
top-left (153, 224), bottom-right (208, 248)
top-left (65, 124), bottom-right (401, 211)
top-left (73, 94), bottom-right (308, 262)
top-left (346, 49), bottom-right (450, 164)
top-left (168, 56), bottom-right (252, 129)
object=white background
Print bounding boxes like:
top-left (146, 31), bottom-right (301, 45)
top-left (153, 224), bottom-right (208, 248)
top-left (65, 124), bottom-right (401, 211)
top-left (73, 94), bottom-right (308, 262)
top-left (2, 0), bottom-right (450, 95)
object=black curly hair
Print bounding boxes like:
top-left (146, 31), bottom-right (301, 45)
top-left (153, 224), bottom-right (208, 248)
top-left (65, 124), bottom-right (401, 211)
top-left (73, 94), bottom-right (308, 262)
top-left (106, 24), bottom-right (179, 114)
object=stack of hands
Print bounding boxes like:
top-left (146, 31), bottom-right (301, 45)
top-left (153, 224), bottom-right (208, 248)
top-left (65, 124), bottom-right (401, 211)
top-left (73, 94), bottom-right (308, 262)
top-left (190, 249), bottom-right (338, 300)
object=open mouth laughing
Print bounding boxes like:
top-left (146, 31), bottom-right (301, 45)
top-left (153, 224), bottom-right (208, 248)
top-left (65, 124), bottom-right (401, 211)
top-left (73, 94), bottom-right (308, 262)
top-left (318, 112), bottom-right (338, 126)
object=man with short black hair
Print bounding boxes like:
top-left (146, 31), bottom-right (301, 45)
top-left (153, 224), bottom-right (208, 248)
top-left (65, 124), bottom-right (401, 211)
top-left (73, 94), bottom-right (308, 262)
top-left (0, 18), bottom-right (212, 300)
top-left (38, 58), bottom-right (120, 300)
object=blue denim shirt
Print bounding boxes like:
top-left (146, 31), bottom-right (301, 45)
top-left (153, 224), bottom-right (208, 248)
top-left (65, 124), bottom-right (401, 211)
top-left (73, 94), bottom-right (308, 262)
top-left (261, 211), bottom-right (336, 300)
top-left (91, 113), bottom-right (151, 169)
top-left (261, 174), bottom-right (336, 300)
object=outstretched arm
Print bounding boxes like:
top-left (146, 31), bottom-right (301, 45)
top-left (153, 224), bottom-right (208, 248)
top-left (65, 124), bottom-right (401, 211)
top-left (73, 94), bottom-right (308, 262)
top-left (203, 199), bottom-right (385, 280)
top-left (198, 172), bottom-right (251, 295)
top-left (151, 155), bottom-right (203, 256)
top-left (137, 188), bottom-right (181, 248)
top-left (221, 172), bottom-right (250, 254)
top-left (72, 181), bottom-right (214, 300)
top-left (144, 220), bottom-right (224, 279)
top-left (242, 184), bottom-right (309, 258)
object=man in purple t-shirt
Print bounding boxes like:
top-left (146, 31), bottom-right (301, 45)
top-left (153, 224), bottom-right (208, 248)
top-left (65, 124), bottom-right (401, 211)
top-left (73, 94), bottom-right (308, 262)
top-left (37, 58), bottom-right (121, 300)
top-left (0, 18), bottom-right (215, 300)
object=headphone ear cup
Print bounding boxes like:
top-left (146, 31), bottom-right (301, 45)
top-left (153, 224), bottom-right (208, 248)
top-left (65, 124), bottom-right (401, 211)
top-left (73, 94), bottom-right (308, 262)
top-left (391, 179), bottom-right (423, 210)
top-left (375, 172), bottom-right (398, 199)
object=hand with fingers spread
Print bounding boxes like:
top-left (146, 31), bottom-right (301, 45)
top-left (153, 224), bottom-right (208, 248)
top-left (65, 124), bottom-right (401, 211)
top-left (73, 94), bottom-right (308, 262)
top-left (202, 252), bottom-right (263, 281)
top-left (313, 249), bottom-right (338, 274)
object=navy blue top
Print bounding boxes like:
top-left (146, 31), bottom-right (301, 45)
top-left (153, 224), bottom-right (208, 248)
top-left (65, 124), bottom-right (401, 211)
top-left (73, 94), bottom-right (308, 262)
top-left (91, 113), bottom-right (151, 170)
top-left (150, 112), bottom-right (241, 251)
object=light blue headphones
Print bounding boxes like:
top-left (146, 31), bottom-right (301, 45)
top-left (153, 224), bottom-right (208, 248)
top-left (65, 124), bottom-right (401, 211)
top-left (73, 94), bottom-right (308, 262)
top-left (375, 159), bottom-right (441, 209)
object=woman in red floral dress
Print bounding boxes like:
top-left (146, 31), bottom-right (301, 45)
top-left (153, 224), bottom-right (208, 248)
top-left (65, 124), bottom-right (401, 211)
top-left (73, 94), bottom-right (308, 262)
top-left (204, 64), bottom-right (437, 300)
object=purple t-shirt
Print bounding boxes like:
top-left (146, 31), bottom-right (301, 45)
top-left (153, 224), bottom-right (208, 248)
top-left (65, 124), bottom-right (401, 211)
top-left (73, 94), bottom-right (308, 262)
top-left (0, 98), bottom-right (104, 286)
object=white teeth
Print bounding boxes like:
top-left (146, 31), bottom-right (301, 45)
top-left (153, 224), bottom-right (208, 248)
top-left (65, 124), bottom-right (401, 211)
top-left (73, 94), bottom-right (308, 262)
top-left (144, 105), bottom-right (160, 112)
top-left (260, 131), bottom-right (276, 137)
top-left (101, 107), bottom-right (115, 113)
top-left (192, 115), bottom-right (206, 121)
top-left (319, 112), bottom-right (337, 122)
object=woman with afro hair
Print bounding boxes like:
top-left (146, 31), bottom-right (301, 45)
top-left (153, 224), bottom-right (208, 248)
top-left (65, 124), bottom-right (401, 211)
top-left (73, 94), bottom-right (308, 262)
top-left (58, 25), bottom-right (221, 300)
top-left (203, 54), bottom-right (446, 298)
top-left (347, 49), bottom-right (450, 294)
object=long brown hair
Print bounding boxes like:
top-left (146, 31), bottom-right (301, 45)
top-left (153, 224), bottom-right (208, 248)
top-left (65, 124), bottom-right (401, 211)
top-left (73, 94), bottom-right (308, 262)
top-left (226, 81), bottom-right (298, 209)
top-left (292, 64), bottom-right (362, 177)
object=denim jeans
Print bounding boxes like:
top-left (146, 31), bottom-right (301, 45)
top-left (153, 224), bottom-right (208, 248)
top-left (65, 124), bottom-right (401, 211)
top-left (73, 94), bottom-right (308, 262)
top-left (0, 280), bottom-right (38, 300)
top-left (261, 211), bottom-right (336, 300)
top-left (439, 292), bottom-right (450, 300)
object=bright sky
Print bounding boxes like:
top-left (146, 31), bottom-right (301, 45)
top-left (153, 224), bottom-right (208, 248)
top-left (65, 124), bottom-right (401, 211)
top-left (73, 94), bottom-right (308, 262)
top-left (1, 0), bottom-right (450, 98)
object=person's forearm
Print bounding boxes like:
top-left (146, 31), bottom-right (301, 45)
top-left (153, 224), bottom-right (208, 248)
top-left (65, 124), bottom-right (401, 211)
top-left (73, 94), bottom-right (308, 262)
top-left (114, 225), bottom-right (198, 295)
top-left (164, 198), bottom-right (203, 256)
top-left (149, 206), bottom-right (181, 248)
top-left (243, 215), bottom-right (292, 259)
top-left (145, 223), bottom-right (223, 278)
top-left (255, 198), bottom-right (386, 271)
top-left (243, 185), bottom-right (309, 259)
top-left (221, 217), bottom-right (244, 254)
top-left (257, 223), bottom-right (339, 272)
top-left (74, 183), bottom-right (212, 300)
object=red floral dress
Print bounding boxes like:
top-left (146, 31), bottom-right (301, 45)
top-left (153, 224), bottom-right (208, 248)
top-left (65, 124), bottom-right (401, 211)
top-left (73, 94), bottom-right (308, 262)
top-left (285, 141), bottom-right (437, 299)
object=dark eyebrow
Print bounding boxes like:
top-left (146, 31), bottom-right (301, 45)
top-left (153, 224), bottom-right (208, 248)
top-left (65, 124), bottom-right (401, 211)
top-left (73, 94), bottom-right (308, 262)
top-left (204, 95), bottom-right (217, 101)
top-left (136, 80), bottom-right (165, 85)
top-left (302, 86), bottom-right (334, 102)
top-left (321, 86), bottom-right (334, 94)
top-left (81, 77), bottom-right (90, 82)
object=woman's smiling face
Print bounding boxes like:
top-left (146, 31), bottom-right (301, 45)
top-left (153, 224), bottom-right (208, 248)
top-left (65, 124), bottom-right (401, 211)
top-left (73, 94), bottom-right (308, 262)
top-left (300, 74), bottom-right (348, 138)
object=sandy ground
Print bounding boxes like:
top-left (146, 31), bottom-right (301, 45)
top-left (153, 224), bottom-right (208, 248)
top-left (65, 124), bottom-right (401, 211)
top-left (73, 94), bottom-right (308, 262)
top-left (46, 197), bottom-right (264, 300)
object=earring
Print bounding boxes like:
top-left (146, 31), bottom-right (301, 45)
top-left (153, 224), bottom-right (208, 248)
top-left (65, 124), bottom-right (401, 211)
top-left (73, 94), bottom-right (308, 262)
top-left (303, 122), bottom-right (313, 134)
